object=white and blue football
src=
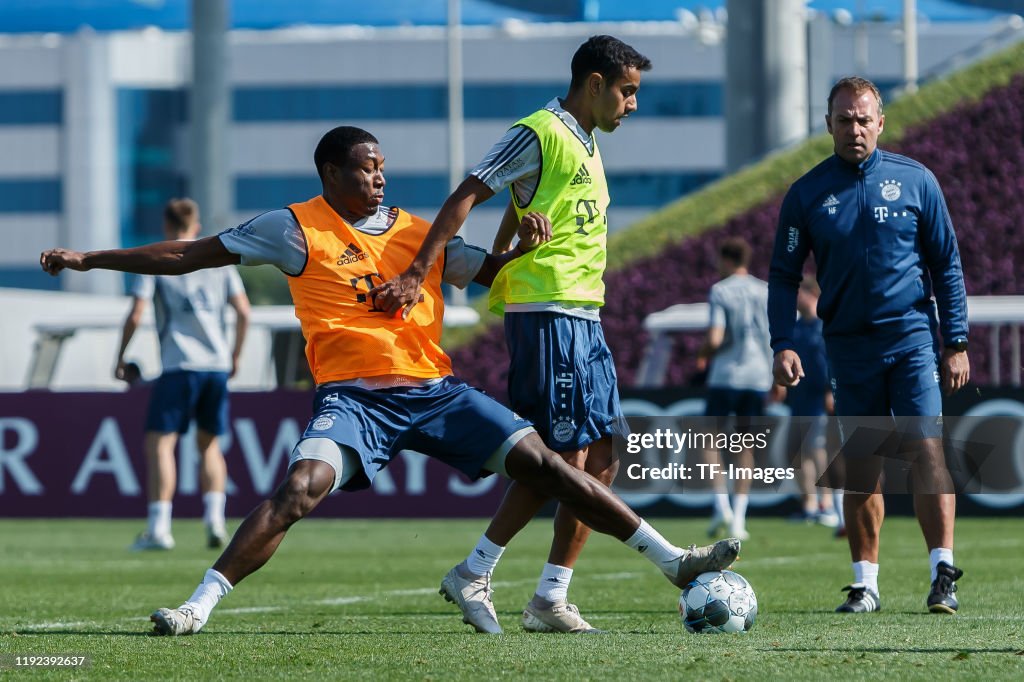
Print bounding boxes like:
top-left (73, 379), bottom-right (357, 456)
top-left (679, 570), bottom-right (757, 634)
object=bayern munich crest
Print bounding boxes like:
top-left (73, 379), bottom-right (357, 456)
top-left (312, 415), bottom-right (335, 431)
top-left (880, 179), bottom-right (902, 201)
top-left (552, 417), bottom-right (576, 443)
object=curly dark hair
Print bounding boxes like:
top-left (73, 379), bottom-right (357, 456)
top-left (313, 126), bottom-right (379, 181)
top-left (569, 35), bottom-right (652, 90)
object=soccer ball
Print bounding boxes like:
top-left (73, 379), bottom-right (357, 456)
top-left (679, 570), bottom-right (757, 634)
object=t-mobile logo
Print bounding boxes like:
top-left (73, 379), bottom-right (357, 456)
top-left (873, 206), bottom-right (889, 223)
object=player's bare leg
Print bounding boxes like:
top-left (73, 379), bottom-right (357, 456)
top-left (448, 438), bottom-right (617, 632)
top-left (548, 438), bottom-right (618, 566)
top-left (441, 435), bottom-right (739, 634)
top-left (132, 431), bottom-right (178, 550)
top-left (501, 434), bottom-right (739, 584)
top-left (807, 444), bottom-right (838, 526)
top-left (525, 438), bottom-right (618, 633)
top-left (844, 490), bottom-right (884, 563)
top-left (476, 439), bottom-right (615, 557)
top-left (443, 441), bottom-right (608, 634)
top-left (150, 460), bottom-right (335, 635)
top-left (836, 483), bottom-right (884, 612)
top-left (211, 460), bottom-right (335, 584)
top-left (146, 432), bottom-right (178, 502)
top-left (700, 447), bottom-right (733, 537)
top-left (729, 447), bottom-right (754, 539)
top-left (197, 429), bottom-right (229, 548)
top-left (908, 437), bottom-right (961, 613)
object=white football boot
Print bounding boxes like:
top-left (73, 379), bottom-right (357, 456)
top-left (439, 562), bottom-right (503, 634)
top-left (129, 531), bottom-right (175, 551)
top-left (522, 598), bottom-right (603, 633)
top-left (150, 606), bottom-right (203, 636)
top-left (664, 538), bottom-right (742, 588)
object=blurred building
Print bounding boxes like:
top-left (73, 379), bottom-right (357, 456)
top-left (0, 0), bottom-right (1020, 293)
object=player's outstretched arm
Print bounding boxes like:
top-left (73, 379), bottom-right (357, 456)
top-left (371, 176), bottom-right (495, 318)
top-left (41, 236), bottom-right (240, 277)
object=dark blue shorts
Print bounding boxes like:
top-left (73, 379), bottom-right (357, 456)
top-left (705, 388), bottom-right (767, 418)
top-left (704, 387), bottom-right (767, 436)
top-left (504, 312), bottom-right (625, 452)
top-left (303, 376), bottom-right (534, 492)
top-left (828, 341), bottom-right (943, 441)
top-left (145, 370), bottom-right (230, 435)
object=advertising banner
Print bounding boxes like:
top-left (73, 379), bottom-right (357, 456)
top-left (0, 389), bottom-right (507, 518)
top-left (2, 387), bottom-right (1022, 517)
top-left (616, 387), bottom-right (1024, 514)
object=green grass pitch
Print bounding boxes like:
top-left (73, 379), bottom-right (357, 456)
top-left (0, 516), bottom-right (1021, 680)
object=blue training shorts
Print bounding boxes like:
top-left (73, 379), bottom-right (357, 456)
top-left (704, 388), bottom-right (766, 418)
top-left (301, 376), bottom-right (535, 492)
top-left (504, 311), bottom-right (626, 452)
top-left (145, 370), bottom-right (230, 435)
top-left (828, 341), bottom-right (943, 441)
top-left (704, 387), bottom-right (767, 437)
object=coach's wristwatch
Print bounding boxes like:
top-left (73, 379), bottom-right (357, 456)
top-left (949, 337), bottom-right (969, 353)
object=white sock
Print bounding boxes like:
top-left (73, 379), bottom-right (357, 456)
top-left (834, 491), bottom-right (845, 527)
top-left (929, 548), bottom-right (954, 582)
top-left (148, 501), bottom-right (172, 538)
top-left (712, 493), bottom-right (733, 519)
top-left (731, 494), bottom-right (749, 532)
top-left (535, 563), bottom-right (573, 603)
top-left (852, 560), bottom-right (879, 594)
top-left (203, 492), bottom-right (226, 528)
top-left (625, 519), bottom-right (685, 576)
top-left (465, 534), bottom-right (505, 577)
top-left (183, 568), bottom-right (233, 627)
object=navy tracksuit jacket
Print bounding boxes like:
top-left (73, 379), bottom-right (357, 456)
top-left (768, 149), bottom-right (968, 360)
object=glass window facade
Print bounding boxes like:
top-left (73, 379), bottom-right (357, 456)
top-left (233, 81), bottom-right (724, 121)
top-left (116, 89), bottom-right (187, 247)
top-left (0, 179), bottom-right (61, 212)
top-left (235, 171), bottom-right (720, 212)
top-left (0, 90), bottom-right (62, 125)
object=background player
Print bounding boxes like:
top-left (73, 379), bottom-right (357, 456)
top-left (697, 237), bottom-right (773, 541)
top-left (117, 198), bottom-right (249, 550)
top-left (773, 276), bottom-right (841, 530)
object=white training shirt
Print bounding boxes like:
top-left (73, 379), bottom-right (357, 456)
top-left (132, 265), bottom-right (245, 373)
top-left (707, 274), bottom-right (774, 392)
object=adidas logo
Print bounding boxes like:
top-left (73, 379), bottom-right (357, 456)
top-left (337, 243), bottom-right (368, 266)
top-left (637, 544), bottom-right (648, 554)
top-left (570, 163), bottom-right (592, 186)
top-left (822, 194), bottom-right (840, 208)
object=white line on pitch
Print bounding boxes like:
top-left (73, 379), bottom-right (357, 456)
top-left (11, 571), bottom-right (645, 631)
